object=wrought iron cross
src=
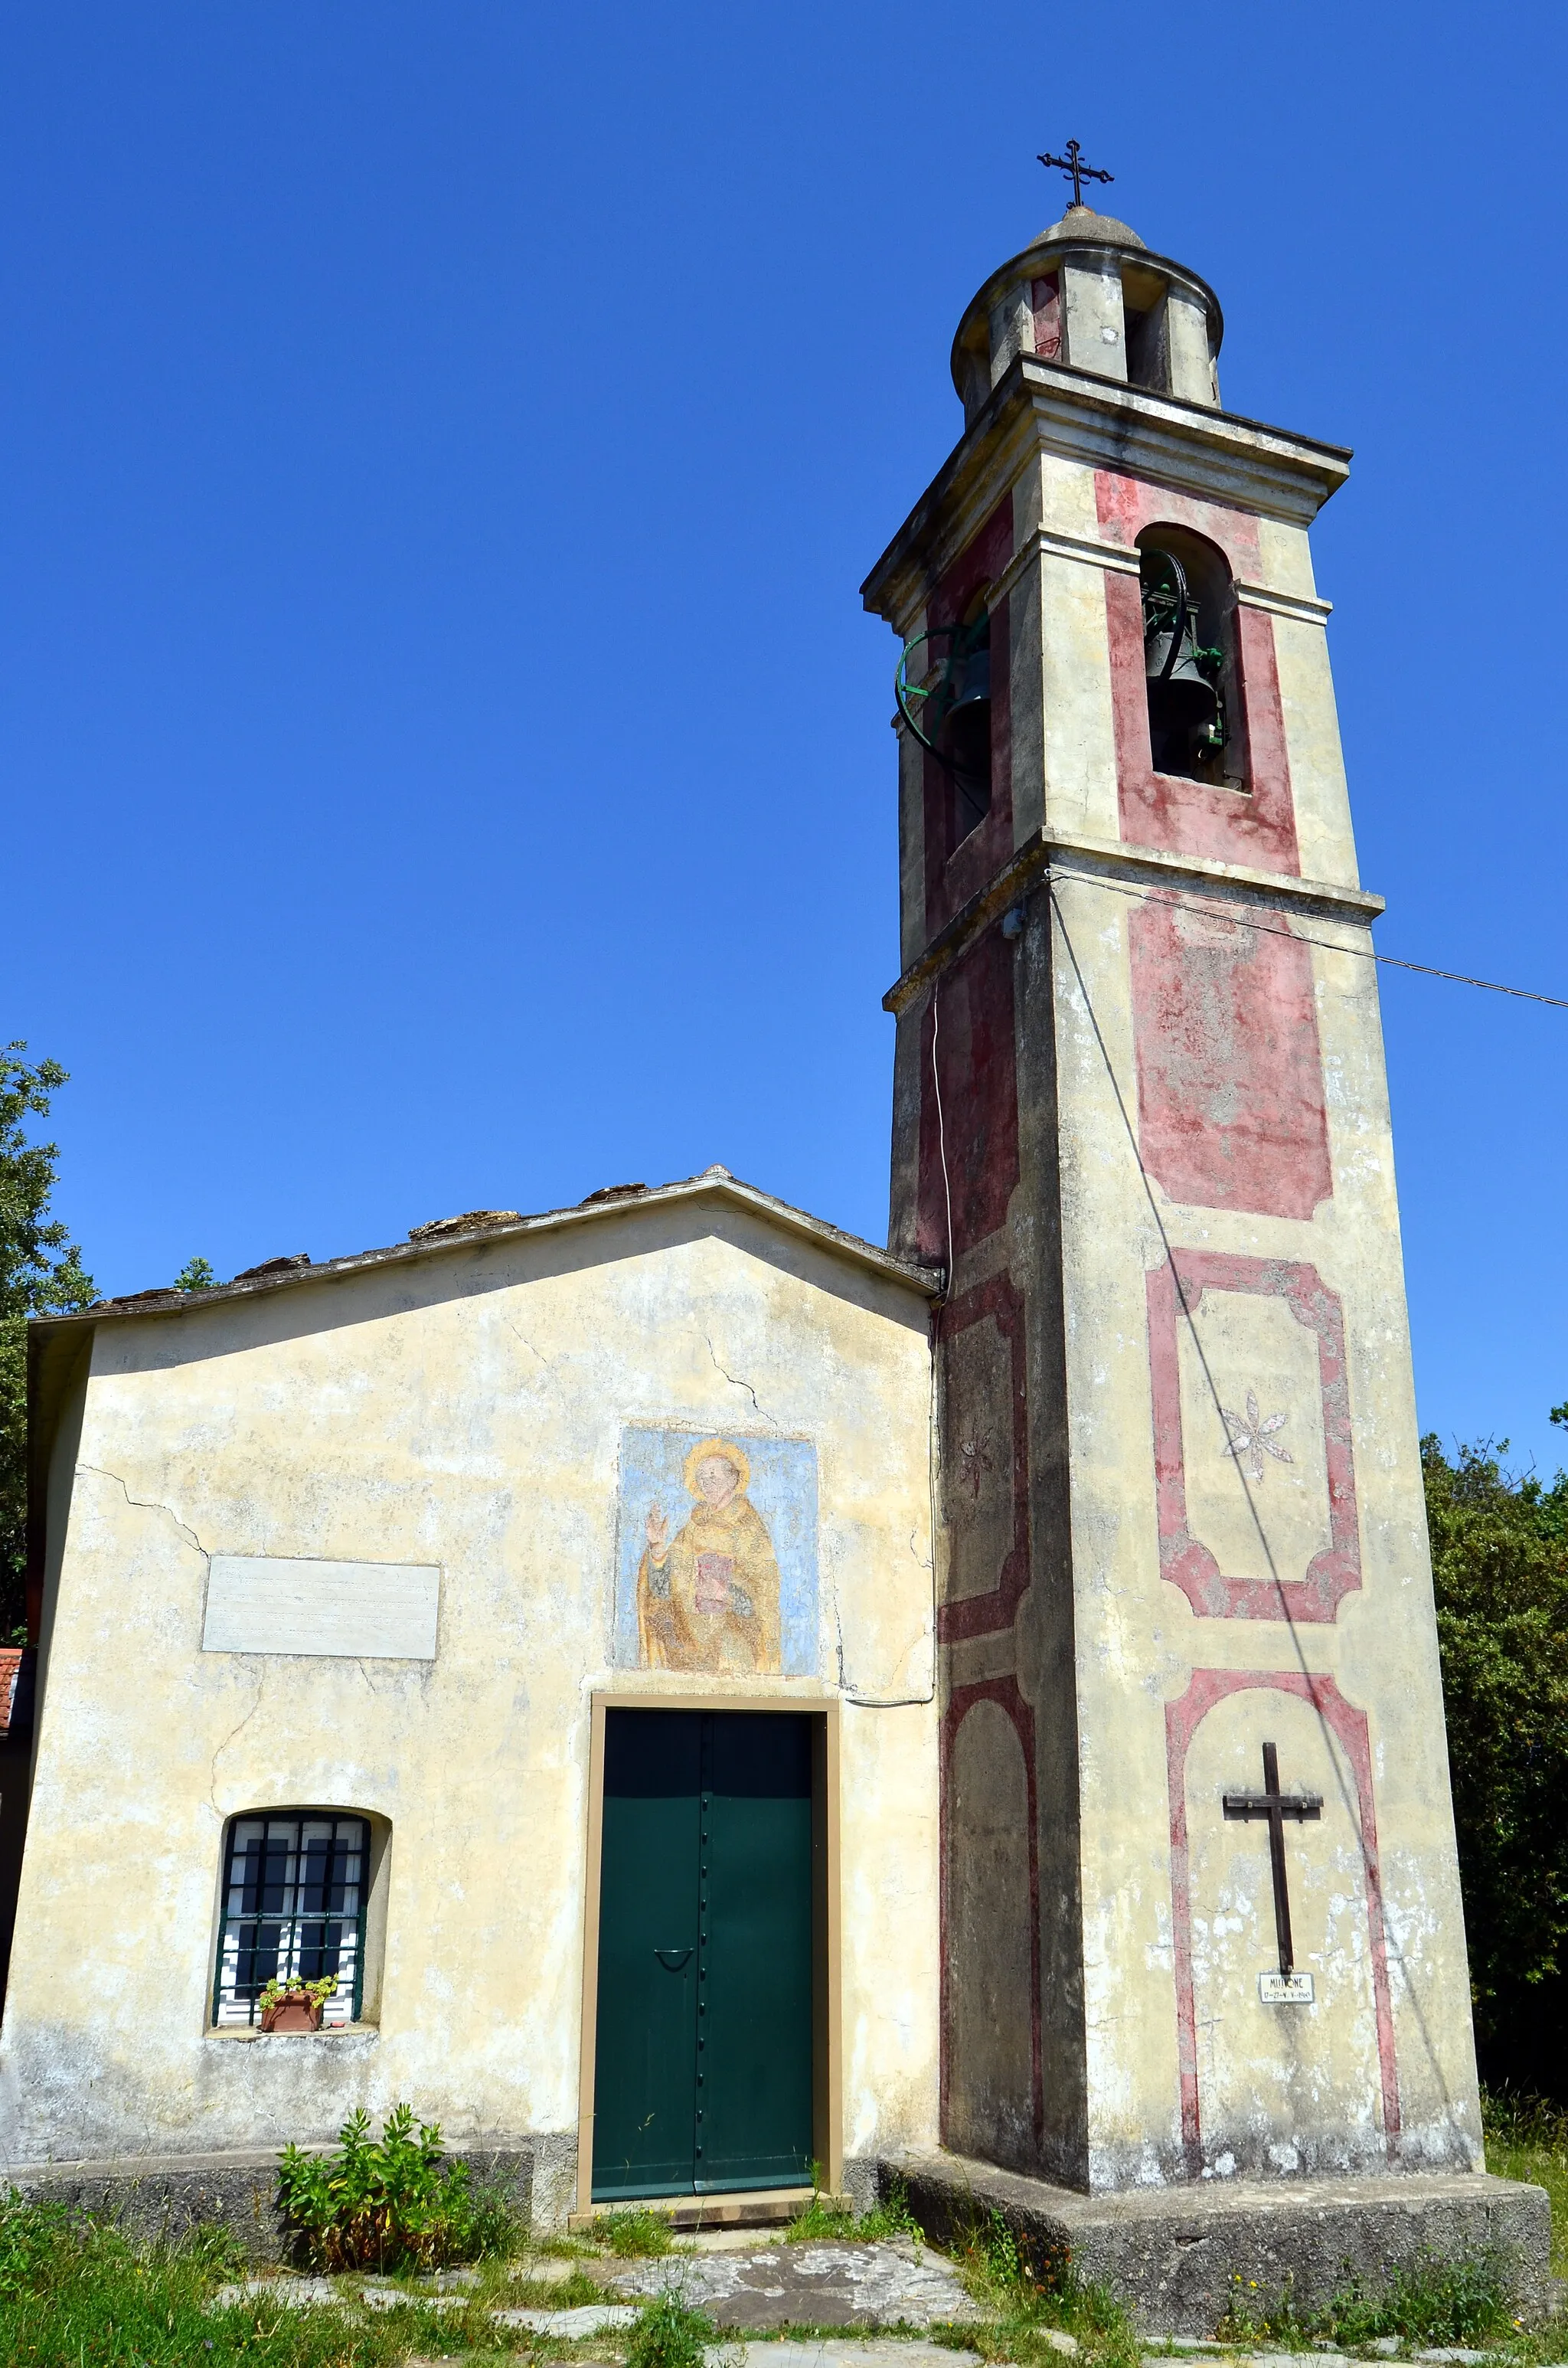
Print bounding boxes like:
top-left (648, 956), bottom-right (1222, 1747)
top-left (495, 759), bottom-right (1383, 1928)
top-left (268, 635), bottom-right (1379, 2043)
top-left (1223, 1741), bottom-right (1323, 1975)
top-left (1037, 138), bottom-right (1113, 208)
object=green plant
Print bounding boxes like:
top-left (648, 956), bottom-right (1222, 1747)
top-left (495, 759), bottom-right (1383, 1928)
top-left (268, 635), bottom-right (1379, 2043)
top-left (175, 1255), bottom-right (219, 1291)
top-left (259, 1974), bottom-right (338, 2012)
top-left (0, 2189), bottom-right (71, 2296)
top-left (592, 2203), bottom-right (675, 2256)
top-left (276, 2101), bottom-right (515, 2271)
top-left (1484, 2086), bottom-right (1568, 2272)
top-left (1217, 2249), bottom-right (1512, 2348)
top-left (627, 2291), bottom-right (716, 2368)
top-left (0, 1045), bottom-right (94, 1640)
top-left (0, 2209), bottom-right (411, 2366)
top-left (857, 2171), bottom-right (924, 2244)
top-left (1423, 1426), bottom-right (1568, 2069)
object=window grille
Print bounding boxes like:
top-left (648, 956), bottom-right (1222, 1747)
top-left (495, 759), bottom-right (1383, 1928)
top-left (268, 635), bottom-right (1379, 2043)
top-left (212, 1813), bottom-right (369, 2028)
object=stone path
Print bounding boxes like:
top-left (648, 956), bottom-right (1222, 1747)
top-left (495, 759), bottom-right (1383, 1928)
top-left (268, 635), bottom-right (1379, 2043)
top-left (603, 2239), bottom-right (983, 2330)
top-left (703, 2343), bottom-right (982, 2368)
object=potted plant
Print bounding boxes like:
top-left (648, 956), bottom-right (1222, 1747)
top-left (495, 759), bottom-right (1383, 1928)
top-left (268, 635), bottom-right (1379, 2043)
top-left (258, 1974), bottom-right (338, 2033)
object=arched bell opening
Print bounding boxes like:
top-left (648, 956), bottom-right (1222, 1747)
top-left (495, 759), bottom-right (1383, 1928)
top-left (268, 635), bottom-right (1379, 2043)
top-left (895, 590), bottom-right (995, 853)
top-left (1136, 529), bottom-right (1243, 787)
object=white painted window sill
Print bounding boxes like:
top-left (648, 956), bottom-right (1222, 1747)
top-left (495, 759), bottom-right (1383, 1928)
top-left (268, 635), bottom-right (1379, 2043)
top-left (204, 2023), bottom-right (379, 2042)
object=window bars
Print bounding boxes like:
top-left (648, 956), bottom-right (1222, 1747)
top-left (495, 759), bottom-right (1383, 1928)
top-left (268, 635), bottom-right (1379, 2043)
top-left (212, 1812), bottom-right (369, 2028)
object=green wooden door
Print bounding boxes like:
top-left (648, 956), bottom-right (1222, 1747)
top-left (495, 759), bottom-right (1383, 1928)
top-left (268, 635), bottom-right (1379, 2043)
top-left (592, 1709), bottom-right (815, 2200)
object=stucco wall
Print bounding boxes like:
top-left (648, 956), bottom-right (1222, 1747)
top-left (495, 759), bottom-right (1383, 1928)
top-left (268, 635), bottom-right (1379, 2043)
top-left (1, 1202), bottom-right (939, 2191)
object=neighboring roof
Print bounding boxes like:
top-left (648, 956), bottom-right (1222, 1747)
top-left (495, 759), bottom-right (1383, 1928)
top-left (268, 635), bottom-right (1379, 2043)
top-left (28, 1166), bottom-right (942, 1343)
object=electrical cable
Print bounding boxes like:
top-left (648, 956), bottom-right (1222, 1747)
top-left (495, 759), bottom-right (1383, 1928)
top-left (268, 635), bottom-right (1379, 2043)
top-left (1046, 863), bottom-right (1568, 1011)
top-left (839, 985), bottom-right (949, 1710)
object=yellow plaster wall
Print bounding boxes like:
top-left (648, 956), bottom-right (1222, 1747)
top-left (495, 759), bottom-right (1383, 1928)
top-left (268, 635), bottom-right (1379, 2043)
top-left (0, 1206), bottom-right (939, 2200)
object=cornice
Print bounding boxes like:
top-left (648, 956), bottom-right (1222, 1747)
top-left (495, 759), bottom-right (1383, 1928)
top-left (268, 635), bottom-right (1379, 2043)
top-left (863, 359), bottom-right (1351, 630)
top-left (882, 829), bottom-right (1384, 1016)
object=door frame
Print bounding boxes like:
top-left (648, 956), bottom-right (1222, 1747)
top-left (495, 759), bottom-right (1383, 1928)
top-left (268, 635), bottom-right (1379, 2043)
top-left (576, 1690), bottom-right (842, 2219)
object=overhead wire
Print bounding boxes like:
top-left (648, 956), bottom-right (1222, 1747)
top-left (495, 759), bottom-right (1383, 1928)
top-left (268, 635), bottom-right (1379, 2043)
top-left (1042, 862), bottom-right (1568, 1010)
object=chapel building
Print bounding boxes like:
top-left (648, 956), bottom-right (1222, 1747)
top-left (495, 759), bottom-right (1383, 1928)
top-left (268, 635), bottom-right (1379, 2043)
top-left (4, 193), bottom-right (1484, 2229)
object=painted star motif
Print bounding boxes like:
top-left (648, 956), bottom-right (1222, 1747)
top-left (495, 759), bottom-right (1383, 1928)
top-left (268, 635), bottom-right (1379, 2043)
top-left (1220, 1389), bottom-right (1294, 1484)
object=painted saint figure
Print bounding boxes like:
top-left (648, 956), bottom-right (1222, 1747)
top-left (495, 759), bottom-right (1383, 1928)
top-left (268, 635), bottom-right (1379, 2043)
top-left (637, 1437), bottom-right (782, 1673)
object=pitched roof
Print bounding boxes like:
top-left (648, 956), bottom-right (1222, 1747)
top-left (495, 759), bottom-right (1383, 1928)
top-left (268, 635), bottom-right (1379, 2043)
top-left (29, 1166), bottom-right (942, 1341)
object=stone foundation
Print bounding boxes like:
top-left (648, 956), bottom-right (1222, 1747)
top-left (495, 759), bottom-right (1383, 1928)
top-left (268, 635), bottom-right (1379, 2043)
top-left (883, 2149), bottom-right (1553, 2334)
top-left (3, 2137), bottom-right (541, 2260)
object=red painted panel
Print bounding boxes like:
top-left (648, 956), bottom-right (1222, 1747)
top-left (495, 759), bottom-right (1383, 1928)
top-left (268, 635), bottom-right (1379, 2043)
top-left (1129, 894), bottom-right (1331, 1218)
top-left (1096, 474), bottom-right (1300, 875)
top-left (916, 924), bottom-right (1021, 1267)
top-left (936, 1272), bottom-right (1030, 1644)
top-left (1146, 1250), bottom-right (1361, 1624)
top-left (921, 497), bottom-right (1014, 940)
top-left (1031, 276), bottom-right (1060, 361)
top-left (940, 1676), bottom-right (1044, 2150)
top-left (1165, 1669), bottom-right (1400, 2176)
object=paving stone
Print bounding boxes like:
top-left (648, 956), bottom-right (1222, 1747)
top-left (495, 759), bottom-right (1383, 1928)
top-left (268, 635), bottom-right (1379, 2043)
top-left (508, 2255), bottom-right (586, 2285)
top-left (211, 2276), bottom-right (341, 2310)
top-left (1413, 2353), bottom-right (1491, 2363)
top-left (494, 2303), bottom-right (643, 2336)
top-left (606, 2239), bottom-right (983, 2331)
top-left (363, 2286), bottom-right (471, 2313)
top-left (1366, 2346), bottom-right (1400, 2359)
top-left (703, 2342), bottom-right (982, 2368)
top-left (1040, 2335), bottom-right (1079, 2357)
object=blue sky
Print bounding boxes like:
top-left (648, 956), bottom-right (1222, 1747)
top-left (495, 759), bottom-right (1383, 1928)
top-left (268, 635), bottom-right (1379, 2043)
top-left (3, 4), bottom-right (1564, 1473)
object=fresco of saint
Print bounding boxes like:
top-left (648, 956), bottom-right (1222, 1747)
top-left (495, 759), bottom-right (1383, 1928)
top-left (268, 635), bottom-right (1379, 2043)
top-left (636, 1437), bottom-right (782, 1674)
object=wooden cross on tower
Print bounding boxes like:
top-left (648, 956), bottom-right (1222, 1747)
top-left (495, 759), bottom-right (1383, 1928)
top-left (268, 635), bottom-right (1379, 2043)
top-left (1037, 138), bottom-right (1114, 209)
top-left (1223, 1741), bottom-right (1323, 1976)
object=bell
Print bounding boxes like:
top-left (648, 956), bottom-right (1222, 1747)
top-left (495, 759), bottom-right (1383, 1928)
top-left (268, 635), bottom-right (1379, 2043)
top-left (940, 620), bottom-right (992, 819)
top-left (1142, 550), bottom-right (1223, 769)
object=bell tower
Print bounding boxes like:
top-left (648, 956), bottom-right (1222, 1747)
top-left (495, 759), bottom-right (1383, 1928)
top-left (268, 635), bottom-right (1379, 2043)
top-left (864, 183), bottom-right (1483, 2190)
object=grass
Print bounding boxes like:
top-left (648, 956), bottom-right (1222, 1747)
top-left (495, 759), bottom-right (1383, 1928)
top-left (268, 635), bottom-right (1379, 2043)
top-left (588, 2208), bottom-right (675, 2259)
top-left (784, 2169), bottom-right (924, 2246)
top-left (1215, 2249), bottom-right (1515, 2350)
top-left (1485, 2085), bottom-right (1568, 2275)
top-left (944, 2200), bottom-right (1142, 2368)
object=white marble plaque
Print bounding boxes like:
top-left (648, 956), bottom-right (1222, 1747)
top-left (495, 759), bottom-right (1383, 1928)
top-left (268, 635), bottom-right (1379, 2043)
top-left (202, 1556), bottom-right (440, 1660)
top-left (1259, 1971), bottom-right (1315, 2004)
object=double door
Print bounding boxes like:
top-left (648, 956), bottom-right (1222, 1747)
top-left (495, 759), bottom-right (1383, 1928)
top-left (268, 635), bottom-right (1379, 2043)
top-left (590, 1708), bottom-right (815, 2200)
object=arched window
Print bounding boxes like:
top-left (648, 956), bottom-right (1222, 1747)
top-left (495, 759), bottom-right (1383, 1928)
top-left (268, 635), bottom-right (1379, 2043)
top-left (211, 1810), bottom-right (381, 2029)
top-left (1138, 529), bottom-right (1242, 787)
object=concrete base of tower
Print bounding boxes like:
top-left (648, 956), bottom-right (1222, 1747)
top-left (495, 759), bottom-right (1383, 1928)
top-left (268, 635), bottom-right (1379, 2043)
top-left (880, 2150), bottom-right (1553, 2334)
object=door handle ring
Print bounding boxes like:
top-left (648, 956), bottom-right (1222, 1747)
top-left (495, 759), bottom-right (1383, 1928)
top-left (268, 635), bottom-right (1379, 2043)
top-left (653, 1947), bottom-right (693, 1970)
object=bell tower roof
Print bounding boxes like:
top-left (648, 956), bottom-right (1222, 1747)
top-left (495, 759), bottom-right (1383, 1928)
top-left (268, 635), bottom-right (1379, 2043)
top-left (1031, 201), bottom-right (1146, 253)
top-left (950, 208), bottom-right (1223, 422)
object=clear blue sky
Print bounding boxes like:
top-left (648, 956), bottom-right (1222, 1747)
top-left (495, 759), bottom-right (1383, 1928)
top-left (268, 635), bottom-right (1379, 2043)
top-left (3, 4), bottom-right (1564, 1473)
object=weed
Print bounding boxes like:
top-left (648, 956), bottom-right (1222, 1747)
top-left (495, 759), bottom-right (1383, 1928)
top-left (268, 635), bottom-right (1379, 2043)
top-left (627, 2290), bottom-right (717, 2368)
top-left (858, 2173), bottom-right (925, 2244)
top-left (277, 2101), bottom-right (520, 2272)
top-left (593, 2204), bottom-right (676, 2256)
top-left (1484, 2084), bottom-right (1568, 2275)
top-left (0, 2210), bottom-right (411, 2366)
top-left (1217, 2249), bottom-right (1513, 2348)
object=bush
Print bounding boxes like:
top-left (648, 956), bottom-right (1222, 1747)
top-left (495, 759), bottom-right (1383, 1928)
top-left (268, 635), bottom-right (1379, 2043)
top-left (627, 2291), bottom-right (716, 2368)
top-left (276, 2102), bottom-right (514, 2271)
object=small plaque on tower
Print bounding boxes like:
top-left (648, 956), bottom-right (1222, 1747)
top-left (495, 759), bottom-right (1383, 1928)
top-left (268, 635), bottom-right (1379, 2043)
top-left (1259, 1971), bottom-right (1315, 2004)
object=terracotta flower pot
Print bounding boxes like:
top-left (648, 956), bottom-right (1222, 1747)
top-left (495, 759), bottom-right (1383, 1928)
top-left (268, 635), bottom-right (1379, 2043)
top-left (261, 1990), bottom-right (324, 2033)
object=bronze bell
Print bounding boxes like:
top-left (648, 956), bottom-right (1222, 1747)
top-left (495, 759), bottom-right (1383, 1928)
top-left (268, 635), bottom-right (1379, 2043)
top-left (940, 616), bottom-right (992, 818)
top-left (1142, 548), bottom-right (1223, 770)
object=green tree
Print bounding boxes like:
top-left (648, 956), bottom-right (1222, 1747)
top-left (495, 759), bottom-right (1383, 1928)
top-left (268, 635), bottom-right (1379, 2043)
top-left (1424, 1419), bottom-right (1568, 2086)
top-left (174, 1257), bottom-right (217, 1292)
top-left (0, 1048), bottom-right (95, 1642)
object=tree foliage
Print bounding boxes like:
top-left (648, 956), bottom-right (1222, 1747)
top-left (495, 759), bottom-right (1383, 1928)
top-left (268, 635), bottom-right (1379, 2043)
top-left (1424, 1418), bottom-right (1568, 2075)
top-left (0, 1047), bottom-right (95, 1641)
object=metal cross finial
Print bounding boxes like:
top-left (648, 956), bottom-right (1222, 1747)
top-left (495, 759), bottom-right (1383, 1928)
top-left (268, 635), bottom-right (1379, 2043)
top-left (1222, 1742), bottom-right (1323, 1976)
top-left (1037, 137), bottom-right (1113, 209)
